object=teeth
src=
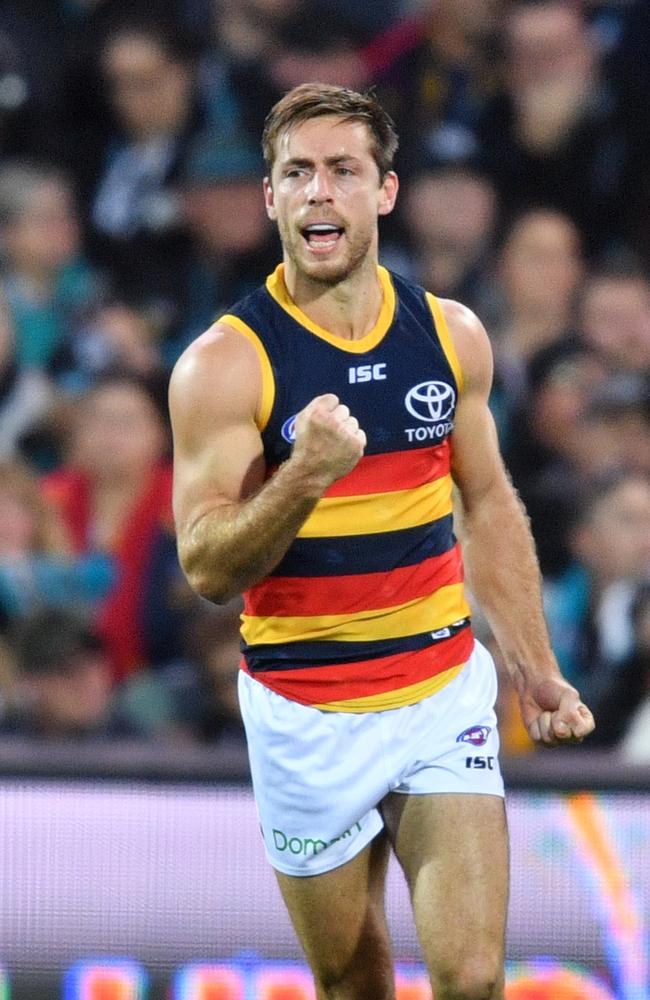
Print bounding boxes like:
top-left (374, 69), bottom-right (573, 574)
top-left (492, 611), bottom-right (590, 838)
top-left (305, 224), bottom-right (339, 233)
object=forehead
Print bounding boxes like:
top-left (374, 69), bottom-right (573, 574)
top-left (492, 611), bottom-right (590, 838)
top-left (274, 116), bottom-right (374, 165)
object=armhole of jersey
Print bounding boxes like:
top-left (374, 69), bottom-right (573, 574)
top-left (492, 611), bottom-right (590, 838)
top-left (426, 293), bottom-right (464, 395)
top-left (220, 314), bottom-right (276, 432)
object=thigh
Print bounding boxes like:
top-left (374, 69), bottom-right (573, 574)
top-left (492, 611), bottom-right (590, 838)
top-left (239, 671), bottom-right (386, 876)
top-left (275, 830), bottom-right (395, 999)
top-left (382, 792), bottom-right (508, 989)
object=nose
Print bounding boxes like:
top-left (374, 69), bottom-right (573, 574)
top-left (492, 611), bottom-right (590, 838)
top-left (306, 167), bottom-right (333, 204)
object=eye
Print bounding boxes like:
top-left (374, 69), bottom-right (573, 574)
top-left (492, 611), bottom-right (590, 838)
top-left (336, 166), bottom-right (353, 176)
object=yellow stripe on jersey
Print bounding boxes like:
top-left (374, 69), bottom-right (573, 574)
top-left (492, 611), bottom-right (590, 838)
top-left (241, 583), bottom-right (471, 645)
top-left (266, 264), bottom-right (396, 354)
top-left (297, 473), bottom-right (453, 539)
top-left (221, 314), bottom-right (276, 431)
top-left (426, 293), bottom-right (464, 395)
top-left (315, 661), bottom-right (465, 712)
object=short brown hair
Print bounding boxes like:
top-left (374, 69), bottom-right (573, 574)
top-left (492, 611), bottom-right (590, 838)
top-left (262, 82), bottom-right (399, 180)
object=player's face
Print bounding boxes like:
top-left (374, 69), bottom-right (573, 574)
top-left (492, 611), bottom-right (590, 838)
top-left (264, 116), bottom-right (397, 285)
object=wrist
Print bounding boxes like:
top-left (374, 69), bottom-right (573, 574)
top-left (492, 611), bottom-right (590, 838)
top-left (280, 452), bottom-right (333, 500)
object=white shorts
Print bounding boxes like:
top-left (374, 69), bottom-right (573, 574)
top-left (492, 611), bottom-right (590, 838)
top-left (238, 639), bottom-right (504, 877)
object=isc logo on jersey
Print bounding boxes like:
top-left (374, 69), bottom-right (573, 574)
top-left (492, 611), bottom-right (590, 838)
top-left (404, 381), bottom-right (455, 442)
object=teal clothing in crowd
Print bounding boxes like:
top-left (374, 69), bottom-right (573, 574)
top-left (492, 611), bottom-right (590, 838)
top-left (4, 260), bottom-right (102, 369)
top-left (0, 552), bottom-right (115, 621)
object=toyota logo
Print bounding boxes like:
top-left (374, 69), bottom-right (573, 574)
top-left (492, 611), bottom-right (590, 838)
top-left (404, 381), bottom-right (456, 422)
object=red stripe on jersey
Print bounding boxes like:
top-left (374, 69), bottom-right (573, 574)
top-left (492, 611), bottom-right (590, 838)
top-left (323, 443), bottom-right (450, 497)
top-left (242, 627), bottom-right (474, 706)
top-left (244, 543), bottom-right (464, 618)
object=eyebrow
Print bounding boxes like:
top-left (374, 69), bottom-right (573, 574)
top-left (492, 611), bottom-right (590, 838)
top-left (281, 155), bottom-right (362, 170)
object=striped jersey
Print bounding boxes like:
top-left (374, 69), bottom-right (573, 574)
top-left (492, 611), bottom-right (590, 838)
top-left (222, 263), bottom-right (474, 711)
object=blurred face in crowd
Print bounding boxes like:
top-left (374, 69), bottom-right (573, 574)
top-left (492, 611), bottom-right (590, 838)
top-left (437, 0), bottom-right (502, 40)
top-left (27, 652), bottom-right (113, 734)
top-left (0, 463), bottom-right (66, 558)
top-left (579, 410), bottom-right (650, 480)
top-left (404, 170), bottom-right (496, 260)
top-left (506, 2), bottom-right (592, 90)
top-left (580, 276), bottom-right (650, 372)
top-left (530, 353), bottom-right (607, 457)
top-left (4, 180), bottom-right (79, 275)
top-left (73, 382), bottom-right (166, 482)
top-left (103, 33), bottom-right (194, 139)
top-left (573, 476), bottom-right (650, 585)
top-left (184, 179), bottom-right (270, 256)
top-left (500, 210), bottom-right (583, 315)
top-left (265, 116), bottom-right (397, 286)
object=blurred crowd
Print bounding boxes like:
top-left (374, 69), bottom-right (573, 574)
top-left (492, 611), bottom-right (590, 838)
top-left (0, 0), bottom-right (648, 759)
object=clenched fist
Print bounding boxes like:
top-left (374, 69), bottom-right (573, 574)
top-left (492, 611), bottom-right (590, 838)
top-left (291, 393), bottom-right (366, 490)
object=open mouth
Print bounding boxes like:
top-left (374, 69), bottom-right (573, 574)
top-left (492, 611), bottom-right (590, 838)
top-left (301, 223), bottom-right (345, 252)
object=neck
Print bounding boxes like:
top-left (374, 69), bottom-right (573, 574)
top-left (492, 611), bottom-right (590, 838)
top-left (282, 255), bottom-right (384, 341)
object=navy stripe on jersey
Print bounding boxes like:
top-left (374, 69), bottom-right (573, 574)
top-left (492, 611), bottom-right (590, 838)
top-left (243, 617), bottom-right (471, 672)
top-left (270, 514), bottom-right (457, 578)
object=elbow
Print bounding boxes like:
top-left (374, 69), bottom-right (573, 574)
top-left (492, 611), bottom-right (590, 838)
top-left (178, 544), bottom-right (239, 605)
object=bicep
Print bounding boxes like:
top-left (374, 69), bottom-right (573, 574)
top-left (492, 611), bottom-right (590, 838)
top-left (169, 326), bottom-right (267, 534)
top-left (441, 298), bottom-right (510, 513)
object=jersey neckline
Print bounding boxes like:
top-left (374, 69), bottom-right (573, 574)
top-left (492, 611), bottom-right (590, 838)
top-left (265, 263), bottom-right (396, 354)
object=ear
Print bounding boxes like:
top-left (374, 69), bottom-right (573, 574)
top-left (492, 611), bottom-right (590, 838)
top-left (378, 171), bottom-right (399, 217)
top-left (263, 177), bottom-right (277, 221)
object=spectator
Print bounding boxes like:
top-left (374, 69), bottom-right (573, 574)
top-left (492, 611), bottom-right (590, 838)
top-left (0, 292), bottom-right (54, 461)
top-left (489, 208), bottom-right (585, 445)
top-left (386, 165), bottom-right (498, 312)
top-left (2, 607), bottom-right (141, 740)
top-left (87, 20), bottom-right (203, 315)
top-left (478, 1), bottom-right (635, 258)
top-left (588, 583), bottom-right (650, 752)
top-left (504, 341), bottom-right (608, 576)
top-left (578, 268), bottom-right (650, 377)
top-left (0, 161), bottom-right (104, 371)
top-left (51, 301), bottom-right (167, 393)
top-left (171, 127), bottom-right (277, 362)
top-left (188, 597), bottom-right (246, 745)
top-left (375, 0), bottom-right (503, 175)
top-left (0, 459), bottom-right (113, 630)
top-left (543, 471), bottom-right (650, 708)
top-left (42, 374), bottom-right (176, 680)
top-left (573, 373), bottom-right (650, 482)
top-left (614, 585), bottom-right (650, 761)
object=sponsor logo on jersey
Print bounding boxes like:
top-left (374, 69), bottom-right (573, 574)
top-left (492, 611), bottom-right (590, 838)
top-left (404, 380), bottom-right (455, 442)
top-left (456, 725), bottom-right (491, 747)
top-left (281, 415), bottom-right (297, 444)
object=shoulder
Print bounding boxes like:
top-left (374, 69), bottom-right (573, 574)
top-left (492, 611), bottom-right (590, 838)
top-left (169, 320), bottom-right (262, 422)
top-left (437, 298), bottom-right (493, 397)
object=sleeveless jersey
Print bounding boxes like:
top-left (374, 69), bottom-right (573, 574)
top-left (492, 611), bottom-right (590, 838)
top-left (221, 263), bottom-right (474, 712)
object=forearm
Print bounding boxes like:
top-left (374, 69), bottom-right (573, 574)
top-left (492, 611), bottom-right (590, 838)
top-left (178, 457), bottom-right (326, 603)
top-left (461, 478), bottom-right (562, 695)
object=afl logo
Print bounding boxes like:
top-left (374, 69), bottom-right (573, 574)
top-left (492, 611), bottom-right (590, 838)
top-left (456, 725), bottom-right (491, 747)
top-left (281, 415), bottom-right (297, 443)
top-left (404, 381), bottom-right (455, 422)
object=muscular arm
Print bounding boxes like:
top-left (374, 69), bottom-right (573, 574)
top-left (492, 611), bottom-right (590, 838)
top-left (169, 323), bottom-right (365, 603)
top-left (443, 300), bottom-right (594, 745)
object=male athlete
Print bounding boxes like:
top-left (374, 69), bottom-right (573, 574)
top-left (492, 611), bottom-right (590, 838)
top-left (169, 84), bottom-right (594, 1000)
